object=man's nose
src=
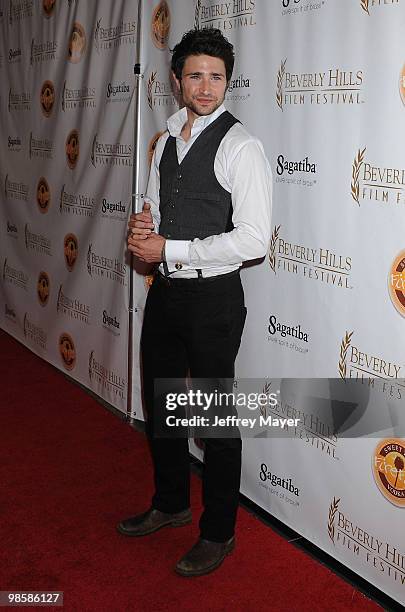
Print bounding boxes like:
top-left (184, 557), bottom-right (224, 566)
top-left (200, 77), bottom-right (211, 93)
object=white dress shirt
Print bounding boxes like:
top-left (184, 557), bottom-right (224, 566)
top-left (145, 104), bottom-right (272, 278)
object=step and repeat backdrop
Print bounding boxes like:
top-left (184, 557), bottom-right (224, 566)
top-left (1, 0), bottom-right (404, 604)
top-left (0, 0), bottom-right (138, 413)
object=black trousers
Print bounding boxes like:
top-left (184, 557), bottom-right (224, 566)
top-left (141, 270), bottom-right (246, 543)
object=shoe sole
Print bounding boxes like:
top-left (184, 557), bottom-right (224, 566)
top-left (117, 515), bottom-right (192, 537)
top-left (174, 539), bottom-right (235, 577)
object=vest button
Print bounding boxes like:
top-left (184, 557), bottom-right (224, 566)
top-left (169, 219), bottom-right (173, 224)
top-left (167, 233), bottom-right (171, 238)
top-left (170, 203), bottom-right (175, 209)
top-left (177, 173), bottom-right (182, 180)
top-left (174, 188), bottom-right (179, 194)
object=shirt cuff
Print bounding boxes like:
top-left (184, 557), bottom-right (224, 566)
top-left (164, 240), bottom-right (191, 272)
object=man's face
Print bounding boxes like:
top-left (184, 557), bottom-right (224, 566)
top-left (174, 54), bottom-right (228, 119)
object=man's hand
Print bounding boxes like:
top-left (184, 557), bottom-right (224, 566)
top-left (128, 202), bottom-right (154, 240)
top-left (128, 232), bottom-right (166, 263)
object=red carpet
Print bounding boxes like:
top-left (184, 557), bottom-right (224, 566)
top-left (0, 329), bottom-right (381, 611)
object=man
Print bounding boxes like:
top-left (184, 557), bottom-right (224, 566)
top-left (120, 28), bottom-right (272, 576)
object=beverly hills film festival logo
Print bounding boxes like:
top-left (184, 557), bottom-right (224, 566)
top-left (373, 439), bottom-right (405, 508)
top-left (68, 22), bottom-right (86, 64)
top-left (88, 350), bottom-right (126, 400)
top-left (59, 332), bottom-right (76, 371)
top-left (327, 497), bottom-right (405, 587)
top-left (94, 16), bottom-right (136, 53)
top-left (195, 0), bottom-right (256, 30)
top-left (60, 185), bottom-right (95, 217)
top-left (37, 271), bottom-right (50, 307)
top-left (276, 60), bottom-right (364, 110)
top-left (24, 313), bottom-right (47, 350)
top-left (147, 70), bottom-right (177, 110)
top-left (62, 81), bottom-right (96, 111)
top-left (25, 224), bottom-right (52, 256)
top-left (4, 174), bottom-right (29, 202)
top-left (30, 37), bottom-right (58, 64)
top-left (65, 130), bottom-right (79, 169)
top-left (360, 0), bottom-right (401, 16)
top-left (389, 250), bottom-right (405, 318)
top-left (338, 330), bottom-right (403, 399)
top-left (3, 258), bottom-right (29, 291)
top-left (151, 1), bottom-right (170, 49)
top-left (91, 134), bottom-right (132, 167)
top-left (64, 233), bottom-right (79, 272)
top-left (57, 285), bottom-right (90, 325)
top-left (351, 147), bottom-right (405, 207)
top-left (87, 244), bottom-right (127, 286)
top-left (9, 0), bottom-right (33, 24)
top-left (268, 225), bottom-right (353, 289)
top-left (37, 177), bottom-right (51, 214)
top-left (8, 88), bottom-right (31, 112)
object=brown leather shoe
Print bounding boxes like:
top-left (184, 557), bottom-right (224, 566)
top-left (175, 536), bottom-right (235, 577)
top-left (117, 508), bottom-right (192, 537)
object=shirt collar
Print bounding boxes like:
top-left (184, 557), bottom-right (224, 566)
top-left (167, 104), bottom-right (226, 139)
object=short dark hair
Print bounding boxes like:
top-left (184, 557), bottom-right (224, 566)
top-left (171, 28), bottom-right (234, 82)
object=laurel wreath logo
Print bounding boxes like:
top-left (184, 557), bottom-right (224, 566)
top-left (260, 381), bottom-right (272, 418)
top-left (147, 71), bottom-right (157, 110)
top-left (339, 331), bottom-right (353, 380)
top-left (361, 0), bottom-right (370, 16)
top-left (351, 147), bottom-right (366, 205)
top-left (328, 497), bottom-right (340, 544)
top-left (276, 59), bottom-right (287, 111)
top-left (195, 0), bottom-right (201, 29)
top-left (269, 225), bottom-right (281, 273)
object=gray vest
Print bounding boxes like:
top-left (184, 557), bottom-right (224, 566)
top-left (159, 111), bottom-right (239, 241)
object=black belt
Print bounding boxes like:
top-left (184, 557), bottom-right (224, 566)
top-left (156, 269), bottom-right (240, 287)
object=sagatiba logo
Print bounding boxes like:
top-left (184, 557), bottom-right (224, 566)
top-left (151, 1), bottom-right (170, 49)
top-left (339, 331), bottom-right (403, 399)
top-left (281, 0), bottom-right (327, 16)
top-left (6, 220), bottom-right (18, 239)
top-left (268, 225), bottom-right (353, 289)
top-left (101, 197), bottom-right (128, 221)
top-left (106, 81), bottom-right (131, 104)
top-left (24, 313), bottom-right (47, 350)
top-left (37, 177), bottom-right (51, 214)
top-left (148, 131), bottom-right (164, 166)
top-left (40, 80), bottom-right (55, 117)
top-left (8, 88), bottom-right (31, 111)
top-left (327, 498), bottom-right (405, 586)
top-left (102, 310), bottom-right (120, 336)
top-left (196, 0), bottom-right (256, 31)
top-left (60, 185), bottom-right (95, 217)
top-left (389, 250), bottom-right (405, 318)
top-left (37, 271), bottom-right (50, 306)
top-left (360, 0), bottom-right (400, 16)
top-left (57, 285), bottom-right (90, 324)
top-left (351, 147), bottom-right (405, 207)
top-left (94, 17), bottom-right (136, 53)
top-left (276, 154), bottom-right (317, 189)
top-left (3, 258), bottom-right (29, 290)
top-left (276, 59), bottom-right (364, 110)
top-left (5, 304), bottom-right (17, 324)
top-left (268, 314), bottom-right (309, 354)
top-left (91, 134), bottom-right (132, 167)
top-left (62, 81), bottom-right (96, 111)
top-left (8, 46), bottom-right (21, 63)
top-left (8, 136), bottom-right (22, 152)
top-left (88, 350), bottom-right (126, 399)
top-left (226, 73), bottom-right (251, 103)
top-left (68, 22), bottom-right (86, 63)
top-left (373, 439), bottom-right (405, 507)
top-left (87, 244), bottom-right (127, 286)
top-left (42, 0), bottom-right (56, 17)
top-left (30, 37), bottom-right (57, 64)
top-left (25, 224), bottom-right (52, 256)
top-left (65, 129), bottom-right (79, 169)
top-left (30, 132), bottom-right (53, 160)
top-left (147, 70), bottom-right (177, 110)
top-left (259, 463), bottom-right (300, 505)
top-left (9, 0), bottom-right (33, 24)
top-left (59, 332), bottom-right (76, 371)
top-left (5, 174), bottom-right (29, 201)
top-left (64, 233), bottom-right (78, 271)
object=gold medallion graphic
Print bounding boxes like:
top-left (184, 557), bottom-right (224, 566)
top-left (64, 233), bottom-right (78, 271)
top-left (388, 250), bottom-right (405, 317)
top-left (37, 177), bottom-right (51, 213)
top-left (68, 22), bottom-right (86, 63)
top-left (65, 129), bottom-right (79, 169)
top-left (400, 64), bottom-right (405, 106)
top-left (151, 1), bottom-right (170, 49)
top-left (37, 271), bottom-right (50, 306)
top-left (40, 80), bottom-right (55, 117)
top-left (148, 131), bottom-right (164, 166)
top-left (373, 439), bottom-right (405, 507)
top-left (42, 0), bottom-right (56, 18)
top-left (59, 332), bottom-right (76, 371)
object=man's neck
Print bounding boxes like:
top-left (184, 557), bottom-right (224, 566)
top-left (181, 108), bottom-right (198, 142)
